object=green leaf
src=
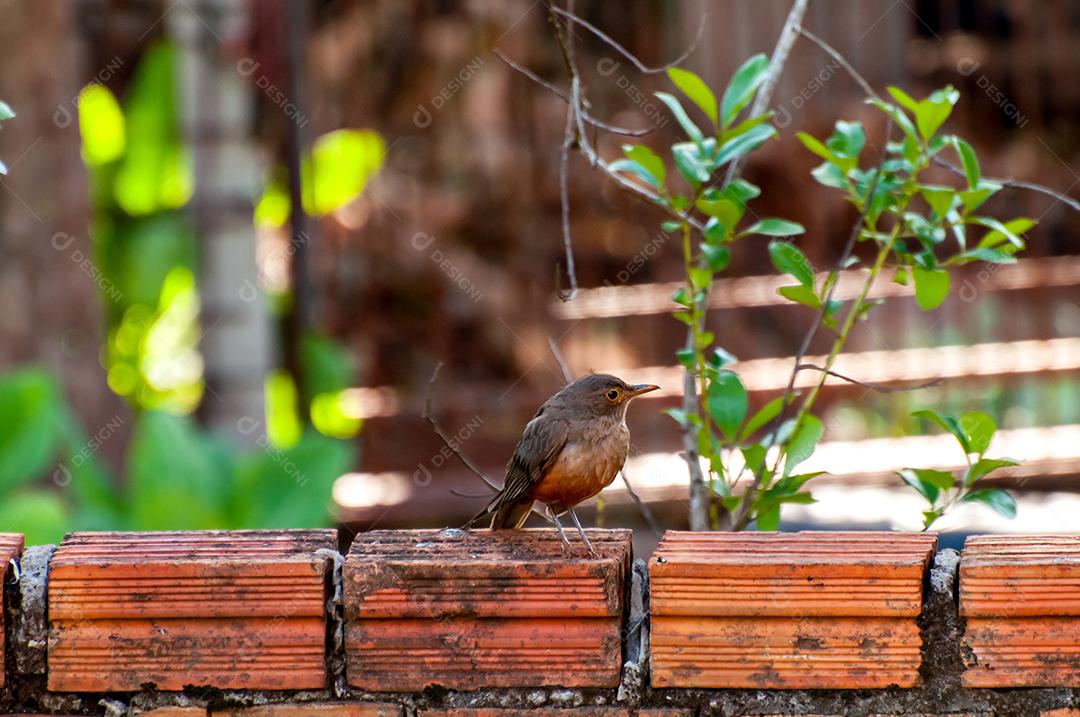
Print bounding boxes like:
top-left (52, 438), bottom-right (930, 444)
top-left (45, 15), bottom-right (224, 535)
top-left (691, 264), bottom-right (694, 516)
top-left (0, 490), bottom-right (68, 546)
top-left (671, 142), bottom-right (710, 186)
top-left (689, 266), bottom-right (712, 290)
top-left (784, 415), bottom-right (823, 477)
top-left (696, 197), bottom-right (740, 234)
top-left (655, 91), bottom-right (705, 146)
top-left (866, 97), bottom-right (918, 141)
top-left (958, 247), bottom-right (1018, 265)
top-left (913, 409), bottom-right (972, 454)
top-left (624, 144), bottom-right (666, 187)
top-left (719, 112), bottom-right (773, 145)
top-left (722, 178), bottom-right (761, 207)
top-left (702, 244), bottom-right (731, 272)
top-left (303, 129), bottom-right (386, 215)
top-left (964, 457), bottom-right (1018, 487)
top-left (959, 411), bottom-right (996, 456)
top-left (77, 84), bottom-right (126, 165)
top-left (796, 131), bottom-right (835, 164)
top-left (777, 284), bottom-right (820, 309)
top-left (608, 158), bottom-right (661, 189)
top-left (952, 136), bottom-right (980, 188)
top-left (973, 216), bottom-right (1035, 249)
top-left (912, 267), bottom-right (949, 310)
top-left (743, 218), bottom-right (805, 237)
top-left (720, 53), bottom-right (769, 128)
top-left (741, 443), bottom-right (767, 476)
top-left (769, 240), bottom-right (814, 288)
top-left (959, 181), bottom-right (1000, 213)
top-left (962, 487), bottom-right (1017, 519)
top-left (886, 86), bottom-right (920, 115)
top-left (739, 395), bottom-right (788, 442)
top-left (667, 67), bottom-right (718, 126)
top-left (127, 411), bottom-right (232, 530)
top-left (713, 123), bottom-right (777, 166)
top-left (755, 505), bottom-right (780, 531)
top-left (914, 86), bottom-right (959, 140)
top-left (707, 370), bottom-right (748, 440)
top-left (810, 162), bottom-right (848, 190)
top-left (919, 185), bottom-right (956, 217)
top-left (0, 100), bottom-right (14, 121)
top-left (710, 347), bottom-right (738, 367)
top-left (898, 468), bottom-right (943, 504)
top-left (0, 368), bottom-right (64, 493)
top-left (826, 120), bottom-right (865, 160)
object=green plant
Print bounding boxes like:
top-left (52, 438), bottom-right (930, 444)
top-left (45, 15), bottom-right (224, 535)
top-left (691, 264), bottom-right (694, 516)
top-left (900, 409), bottom-right (1017, 530)
top-left (0, 367), bottom-right (354, 545)
top-left (614, 66), bottom-right (1031, 530)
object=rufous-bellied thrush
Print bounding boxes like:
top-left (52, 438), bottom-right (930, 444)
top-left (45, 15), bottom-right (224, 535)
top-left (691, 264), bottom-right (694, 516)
top-left (467, 373), bottom-right (659, 551)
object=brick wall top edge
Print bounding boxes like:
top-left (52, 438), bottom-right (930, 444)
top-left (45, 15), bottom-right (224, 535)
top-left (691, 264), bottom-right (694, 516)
top-left (652, 530), bottom-right (938, 564)
top-left (0, 532), bottom-right (23, 559)
top-left (51, 530), bottom-right (337, 565)
top-left (349, 528), bottom-right (632, 561)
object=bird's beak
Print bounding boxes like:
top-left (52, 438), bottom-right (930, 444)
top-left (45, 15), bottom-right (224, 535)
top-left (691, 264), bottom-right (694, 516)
top-left (628, 383), bottom-right (661, 398)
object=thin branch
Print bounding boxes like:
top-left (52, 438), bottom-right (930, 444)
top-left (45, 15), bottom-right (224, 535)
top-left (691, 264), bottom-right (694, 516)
top-left (795, 363), bottom-right (944, 393)
top-left (547, 335), bottom-right (575, 384)
top-left (799, 26), bottom-right (1080, 213)
top-left (797, 27), bottom-right (878, 99)
top-left (557, 86), bottom-right (579, 301)
top-left (619, 468), bottom-right (662, 538)
top-left (932, 156), bottom-right (1080, 213)
top-left (551, 4), bottom-right (706, 75)
top-left (721, 0), bottom-right (809, 188)
top-left (423, 362), bottom-right (499, 491)
top-left (426, 362), bottom-right (553, 523)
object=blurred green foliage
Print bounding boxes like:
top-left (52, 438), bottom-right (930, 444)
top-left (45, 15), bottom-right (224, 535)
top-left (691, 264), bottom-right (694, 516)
top-left (0, 41), bottom-right (384, 544)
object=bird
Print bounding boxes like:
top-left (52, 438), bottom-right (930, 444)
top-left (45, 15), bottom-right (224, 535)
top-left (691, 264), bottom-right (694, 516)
top-left (466, 373), bottom-right (659, 552)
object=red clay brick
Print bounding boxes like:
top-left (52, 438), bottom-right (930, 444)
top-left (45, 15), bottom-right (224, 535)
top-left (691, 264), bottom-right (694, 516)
top-left (137, 709), bottom-right (209, 716)
top-left (0, 533), bottom-right (24, 689)
top-left (1041, 710), bottom-right (1080, 716)
top-left (47, 530), bottom-right (336, 692)
top-left (418, 710), bottom-right (689, 716)
top-left (649, 531), bottom-right (937, 689)
top-left (212, 705), bottom-right (400, 717)
top-left (961, 535), bottom-right (1080, 687)
top-left (344, 528), bottom-right (631, 691)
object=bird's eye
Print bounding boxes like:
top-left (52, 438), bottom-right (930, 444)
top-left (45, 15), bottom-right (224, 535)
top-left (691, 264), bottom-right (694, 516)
top-left (606, 389), bottom-right (619, 401)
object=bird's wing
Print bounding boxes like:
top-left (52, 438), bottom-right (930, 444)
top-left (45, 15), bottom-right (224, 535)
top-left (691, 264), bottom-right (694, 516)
top-left (479, 412), bottom-right (568, 527)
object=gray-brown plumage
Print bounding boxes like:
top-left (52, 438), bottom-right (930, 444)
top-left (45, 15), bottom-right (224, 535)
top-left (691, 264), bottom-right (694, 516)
top-left (467, 374), bottom-right (659, 547)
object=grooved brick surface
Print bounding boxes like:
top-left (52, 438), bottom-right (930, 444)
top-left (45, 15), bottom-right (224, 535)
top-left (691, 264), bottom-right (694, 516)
top-left (961, 535), bottom-right (1080, 687)
top-left (649, 531), bottom-right (937, 689)
top-left (212, 704), bottom-right (401, 716)
top-left (344, 529), bottom-right (631, 691)
top-left (47, 530), bottom-right (336, 692)
top-left (0, 533), bottom-right (24, 688)
top-left (418, 710), bottom-right (690, 716)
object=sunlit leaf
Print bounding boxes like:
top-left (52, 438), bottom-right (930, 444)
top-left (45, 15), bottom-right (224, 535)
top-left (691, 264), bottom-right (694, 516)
top-left (912, 267), bottom-right (949, 310)
top-left (961, 487), bottom-right (1017, 519)
top-left (666, 67), bottom-right (718, 126)
top-left (77, 84), bottom-right (126, 165)
top-left (655, 91), bottom-right (705, 146)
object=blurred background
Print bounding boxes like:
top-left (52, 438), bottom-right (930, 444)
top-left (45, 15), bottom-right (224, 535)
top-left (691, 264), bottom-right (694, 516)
top-left (1, 0), bottom-right (1077, 554)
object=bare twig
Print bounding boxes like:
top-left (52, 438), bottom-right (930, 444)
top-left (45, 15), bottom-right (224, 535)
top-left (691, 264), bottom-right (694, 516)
top-left (619, 468), bottom-right (662, 538)
top-left (557, 87), bottom-right (579, 301)
top-left (547, 335), bottom-right (575, 384)
top-left (423, 362), bottom-right (499, 491)
top-left (795, 363), bottom-right (944, 393)
top-left (799, 26), bottom-right (1080, 213)
top-left (932, 156), bottom-right (1080, 212)
top-left (797, 27), bottom-right (878, 99)
top-left (551, 4), bottom-right (706, 75)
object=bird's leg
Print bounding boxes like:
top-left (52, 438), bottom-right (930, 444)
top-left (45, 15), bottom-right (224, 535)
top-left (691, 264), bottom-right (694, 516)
top-left (568, 508), bottom-right (597, 557)
top-left (546, 505), bottom-right (572, 550)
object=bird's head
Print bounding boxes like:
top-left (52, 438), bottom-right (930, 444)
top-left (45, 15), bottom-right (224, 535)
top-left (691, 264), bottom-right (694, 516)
top-left (556, 373), bottom-right (660, 418)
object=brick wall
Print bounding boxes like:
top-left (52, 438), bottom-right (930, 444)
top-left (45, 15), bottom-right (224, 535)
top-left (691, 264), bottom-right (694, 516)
top-left (1, 528), bottom-right (1079, 715)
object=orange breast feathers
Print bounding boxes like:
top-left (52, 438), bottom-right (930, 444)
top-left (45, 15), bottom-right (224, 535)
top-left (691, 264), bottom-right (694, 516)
top-left (531, 427), bottom-right (630, 513)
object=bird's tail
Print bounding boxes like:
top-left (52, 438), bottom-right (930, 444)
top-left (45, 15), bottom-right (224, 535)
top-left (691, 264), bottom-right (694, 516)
top-left (462, 496), bottom-right (533, 530)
